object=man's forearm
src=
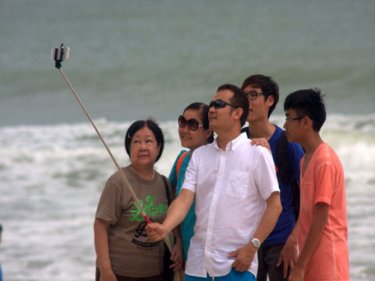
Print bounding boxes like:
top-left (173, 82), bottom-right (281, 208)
top-left (294, 203), bottom-right (329, 268)
top-left (251, 192), bottom-right (282, 245)
top-left (231, 192), bottom-right (281, 271)
top-left (163, 189), bottom-right (194, 233)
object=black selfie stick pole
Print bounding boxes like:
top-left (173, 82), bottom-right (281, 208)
top-left (52, 44), bottom-right (152, 224)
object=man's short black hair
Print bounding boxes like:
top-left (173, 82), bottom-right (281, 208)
top-left (241, 74), bottom-right (279, 117)
top-left (284, 88), bottom-right (326, 132)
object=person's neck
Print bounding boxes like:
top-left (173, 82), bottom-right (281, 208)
top-left (248, 120), bottom-right (275, 140)
top-left (131, 164), bottom-right (155, 180)
top-left (301, 132), bottom-right (324, 156)
top-left (216, 130), bottom-right (241, 150)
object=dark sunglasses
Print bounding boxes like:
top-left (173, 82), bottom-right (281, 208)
top-left (178, 115), bottom-right (203, 131)
top-left (208, 99), bottom-right (237, 109)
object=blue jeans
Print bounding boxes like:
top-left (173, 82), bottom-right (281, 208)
top-left (185, 269), bottom-right (256, 281)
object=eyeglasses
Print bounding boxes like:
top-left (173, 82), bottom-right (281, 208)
top-left (178, 115), bottom-right (203, 131)
top-left (245, 91), bottom-right (264, 100)
top-left (285, 116), bottom-right (304, 122)
top-left (208, 99), bottom-right (237, 109)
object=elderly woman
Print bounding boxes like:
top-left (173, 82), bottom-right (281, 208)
top-left (94, 119), bottom-right (182, 281)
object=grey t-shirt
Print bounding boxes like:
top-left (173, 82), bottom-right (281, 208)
top-left (96, 166), bottom-right (169, 277)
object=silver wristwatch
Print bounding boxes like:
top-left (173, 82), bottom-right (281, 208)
top-left (250, 238), bottom-right (261, 249)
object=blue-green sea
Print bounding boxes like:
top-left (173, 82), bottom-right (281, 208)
top-left (0, 0), bottom-right (374, 280)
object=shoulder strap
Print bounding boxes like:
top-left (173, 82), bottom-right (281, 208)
top-left (276, 131), bottom-right (300, 219)
top-left (162, 175), bottom-right (172, 205)
top-left (176, 151), bottom-right (189, 179)
top-left (276, 131), bottom-right (293, 184)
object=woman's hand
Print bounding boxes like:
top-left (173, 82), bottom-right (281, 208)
top-left (99, 268), bottom-right (117, 281)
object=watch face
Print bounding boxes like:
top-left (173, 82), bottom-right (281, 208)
top-left (252, 238), bottom-right (260, 248)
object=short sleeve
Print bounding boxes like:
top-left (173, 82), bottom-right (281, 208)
top-left (255, 146), bottom-right (280, 200)
top-left (95, 177), bottom-right (123, 224)
top-left (314, 161), bottom-right (336, 205)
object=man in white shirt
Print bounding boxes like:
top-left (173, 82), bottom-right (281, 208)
top-left (147, 84), bottom-right (282, 281)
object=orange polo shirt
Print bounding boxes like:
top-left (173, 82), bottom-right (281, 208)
top-left (299, 143), bottom-right (349, 280)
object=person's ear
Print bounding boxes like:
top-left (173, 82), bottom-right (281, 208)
top-left (302, 116), bottom-right (312, 129)
top-left (266, 95), bottom-right (275, 108)
top-left (233, 107), bottom-right (244, 122)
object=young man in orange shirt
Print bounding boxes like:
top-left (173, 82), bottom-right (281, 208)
top-left (283, 88), bottom-right (349, 281)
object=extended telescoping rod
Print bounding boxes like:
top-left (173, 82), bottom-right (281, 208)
top-left (51, 44), bottom-right (152, 224)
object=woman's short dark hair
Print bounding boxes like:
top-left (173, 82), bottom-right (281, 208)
top-left (184, 102), bottom-right (214, 143)
top-left (124, 119), bottom-right (164, 162)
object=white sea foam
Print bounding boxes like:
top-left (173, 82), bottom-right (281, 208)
top-left (0, 115), bottom-right (374, 280)
top-left (1, 0), bottom-right (375, 279)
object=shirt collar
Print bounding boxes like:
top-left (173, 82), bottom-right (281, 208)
top-left (213, 133), bottom-right (247, 151)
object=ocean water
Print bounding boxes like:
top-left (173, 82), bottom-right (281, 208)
top-left (0, 0), bottom-right (374, 280)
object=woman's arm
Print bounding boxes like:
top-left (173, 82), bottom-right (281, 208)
top-left (94, 218), bottom-right (117, 281)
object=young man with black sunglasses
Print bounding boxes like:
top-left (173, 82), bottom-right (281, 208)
top-left (241, 74), bottom-right (304, 281)
top-left (147, 84), bottom-right (282, 281)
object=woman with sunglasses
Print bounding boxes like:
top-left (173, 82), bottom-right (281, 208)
top-left (169, 102), bottom-right (214, 264)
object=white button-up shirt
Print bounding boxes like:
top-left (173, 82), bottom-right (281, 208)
top-left (182, 133), bottom-right (279, 277)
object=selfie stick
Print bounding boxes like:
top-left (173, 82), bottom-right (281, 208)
top-left (51, 44), bottom-right (152, 224)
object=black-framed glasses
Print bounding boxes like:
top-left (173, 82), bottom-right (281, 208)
top-left (285, 116), bottom-right (304, 122)
top-left (245, 91), bottom-right (264, 100)
top-left (178, 115), bottom-right (203, 131)
top-left (208, 99), bottom-right (237, 109)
